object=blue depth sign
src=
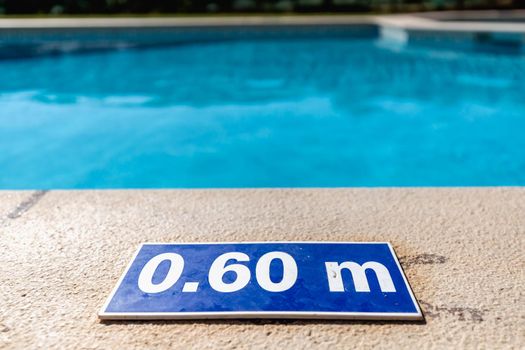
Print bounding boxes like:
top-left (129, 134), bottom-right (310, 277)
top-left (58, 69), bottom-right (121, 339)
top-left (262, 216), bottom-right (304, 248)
top-left (99, 242), bottom-right (422, 320)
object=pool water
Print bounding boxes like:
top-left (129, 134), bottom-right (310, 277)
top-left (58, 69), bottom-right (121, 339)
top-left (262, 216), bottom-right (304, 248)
top-left (1, 37), bottom-right (524, 188)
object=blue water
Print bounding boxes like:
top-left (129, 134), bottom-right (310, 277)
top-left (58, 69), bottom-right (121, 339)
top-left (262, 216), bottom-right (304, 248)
top-left (1, 38), bottom-right (524, 188)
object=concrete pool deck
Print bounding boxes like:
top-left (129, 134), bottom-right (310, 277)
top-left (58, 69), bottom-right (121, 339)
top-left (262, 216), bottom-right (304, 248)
top-left (1, 188), bottom-right (523, 348)
top-left (1, 12), bottom-right (525, 58)
top-left (0, 12), bottom-right (523, 30)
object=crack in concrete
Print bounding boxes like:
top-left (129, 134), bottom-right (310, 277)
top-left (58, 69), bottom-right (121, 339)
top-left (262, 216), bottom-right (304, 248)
top-left (419, 301), bottom-right (485, 323)
top-left (0, 323), bottom-right (10, 333)
top-left (399, 253), bottom-right (448, 267)
top-left (6, 190), bottom-right (48, 219)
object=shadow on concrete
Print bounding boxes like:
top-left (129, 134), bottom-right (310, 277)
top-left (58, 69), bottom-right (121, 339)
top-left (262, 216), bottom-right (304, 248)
top-left (100, 317), bottom-right (427, 326)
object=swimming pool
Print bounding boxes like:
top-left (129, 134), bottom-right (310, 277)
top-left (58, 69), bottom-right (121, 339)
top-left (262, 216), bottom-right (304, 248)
top-left (1, 31), bottom-right (524, 188)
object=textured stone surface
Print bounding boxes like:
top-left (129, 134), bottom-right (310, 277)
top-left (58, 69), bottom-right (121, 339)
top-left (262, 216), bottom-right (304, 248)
top-left (1, 188), bottom-right (523, 349)
top-left (0, 191), bottom-right (36, 221)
